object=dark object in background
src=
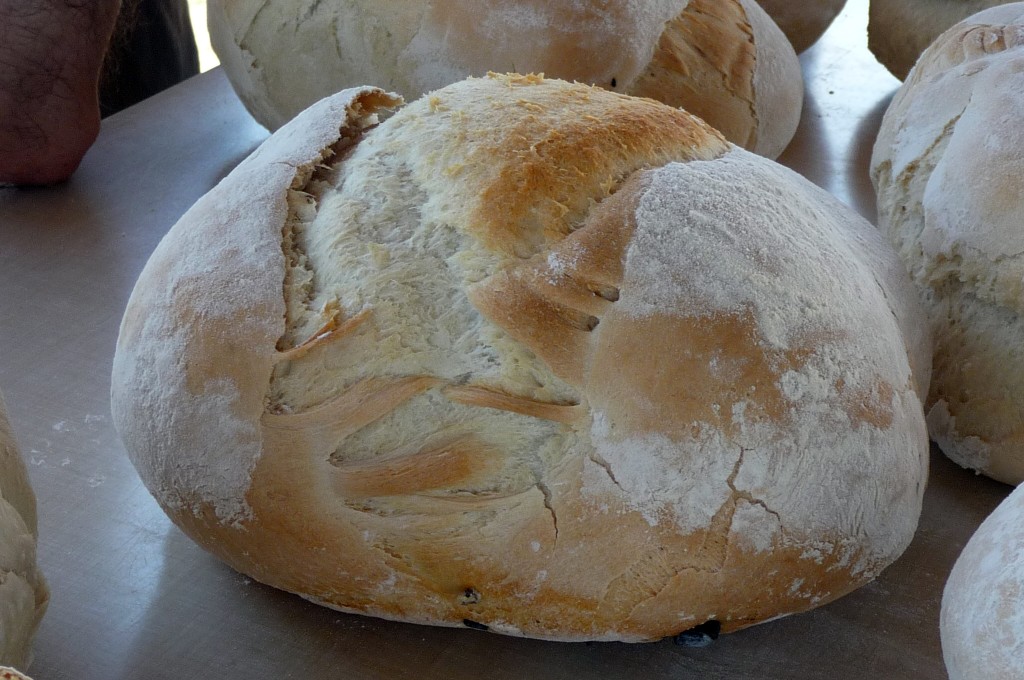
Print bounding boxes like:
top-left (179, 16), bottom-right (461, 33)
top-left (674, 621), bottom-right (722, 648)
top-left (100, 0), bottom-right (200, 117)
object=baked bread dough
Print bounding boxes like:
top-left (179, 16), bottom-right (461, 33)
top-left (941, 483), bottom-right (1024, 679)
top-left (112, 74), bottom-right (929, 642)
top-left (868, 0), bottom-right (1013, 79)
top-left (207, 0), bottom-right (803, 158)
top-left (758, 0), bottom-right (847, 53)
top-left (871, 3), bottom-right (1024, 484)
top-left (0, 668), bottom-right (32, 680)
top-left (0, 396), bottom-right (47, 669)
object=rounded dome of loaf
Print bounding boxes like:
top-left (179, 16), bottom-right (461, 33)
top-left (871, 3), bottom-right (1024, 484)
top-left (207, 0), bottom-right (802, 158)
top-left (113, 74), bottom-right (929, 642)
top-left (941, 483), bottom-right (1024, 679)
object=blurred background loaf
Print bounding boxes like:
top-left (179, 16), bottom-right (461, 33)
top-left (207, 0), bottom-right (803, 158)
top-left (759, 0), bottom-right (848, 52)
top-left (868, 0), bottom-right (1016, 78)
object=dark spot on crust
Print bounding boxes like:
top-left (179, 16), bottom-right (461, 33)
top-left (463, 619), bottom-right (489, 631)
top-left (610, 78), bottom-right (617, 88)
top-left (458, 587), bottom-right (481, 605)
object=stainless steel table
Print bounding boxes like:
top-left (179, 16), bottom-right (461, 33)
top-left (0, 1), bottom-right (1012, 677)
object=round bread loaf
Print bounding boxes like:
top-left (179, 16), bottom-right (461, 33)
top-left (0, 396), bottom-right (47, 669)
top-left (758, 0), bottom-right (847, 53)
top-left (207, 0), bottom-right (803, 158)
top-left (868, 0), bottom-right (1013, 79)
top-left (941, 483), bottom-right (1024, 679)
top-left (112, 74), bottom-right (930, 642)
top-left (871, 4), bottom-right (1024, 484)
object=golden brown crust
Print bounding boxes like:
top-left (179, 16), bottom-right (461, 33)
top-left (453, 75), bottom-right (729, 258)
top-left (628, 0), bottom-right (758, 150)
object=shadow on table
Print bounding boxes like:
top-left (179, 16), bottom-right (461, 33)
top-left (846, 92), bottom-right (897, 222)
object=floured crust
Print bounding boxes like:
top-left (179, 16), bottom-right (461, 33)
top-left (941, 483), bottom-right (1024, 679)
top-left (758, 0), bottom-right (847, 53)
top-left (0, 396), bottom-right (48, 670)
top-left (868, 0), bottom-right (1012, 79)
top-left (871, 3), bottom-right (1024, 484)
top-left (111, 86), bottom-right (404, 522)
top-left (0, 668), bottom-right (32, 680)
top-left (114, 74), bottom-right (928, 642)
top-left (207, 0), bottom-right (801, 157)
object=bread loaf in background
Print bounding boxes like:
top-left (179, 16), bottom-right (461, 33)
top-left (758, 0), bottom-right (847, 53)
top-left (868, 0), bottom-right (1013, 79)
top-left (0, 396), bottom-right (47, 670)
top-left (112, 74), bottom-right (930, 642)
top-left (871, 3), bottom-right (1024, 485)
top-left (942, 483), bottom-right (1024, 679)
top-left (208, 0), bottom-right (803, 159)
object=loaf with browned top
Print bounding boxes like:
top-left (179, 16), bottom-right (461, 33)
top-left (112, 74), bottom-right (929, 642)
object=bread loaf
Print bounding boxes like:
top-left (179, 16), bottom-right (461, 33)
top-left (0, 396), bottom-right (47, 669)
top-left (871, 3), bottom-right (1024, 484)
top-left (941, 483), bottom-right (1024, 679)
top-left (868, 0), bottom-right (1013, 79)
top-left (112, 74), bottom-right (929, 642)
top-left (758, 0), bottom-right (847, 53)
top-left (207, 0), bottom-right (803, 158)
top-left (0, 667), bottom-right (32, 680)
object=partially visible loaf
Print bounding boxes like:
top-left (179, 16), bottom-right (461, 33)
top-left (868, 0), bottom-right (1013, 79)
top-left (941, 483), bottom-right (1024, 679)
top-left (113, 74), bottom-right (929, 642)
top-left (758, 0), bottom-right (847, 52)
top-left (871, 3), bottom-right (1024, 484)
top-left (208, 0), bottom-right (803, 158)
top-left (0, 395), bottom-right (47, 669)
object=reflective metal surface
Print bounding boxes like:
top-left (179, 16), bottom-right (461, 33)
top-left (0, 1), bottom-right (1011, 677)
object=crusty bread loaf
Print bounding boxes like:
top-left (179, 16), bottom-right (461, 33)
top-left (0, 396), bottom-right (47, 669)
top-left (758, 0), bottom-right (847, 53)
top-left (871, 4), bottom-right (1024, 484)
top-left (112, 74), bottom-right (929, 642)
top-left (207, 0), bottom-right (803, 158)
top-left (868, 0), bottom-right (1013, 79)
top-left (941, 483), bottom-right (1024, 679)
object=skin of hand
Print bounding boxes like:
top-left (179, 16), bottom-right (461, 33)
top-left (0, 0), bottom-right (121, 186)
